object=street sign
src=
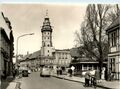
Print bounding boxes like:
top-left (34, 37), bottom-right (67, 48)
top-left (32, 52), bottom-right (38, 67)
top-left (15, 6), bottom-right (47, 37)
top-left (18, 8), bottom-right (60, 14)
top-left (71, 66), bottom-right (75, 70)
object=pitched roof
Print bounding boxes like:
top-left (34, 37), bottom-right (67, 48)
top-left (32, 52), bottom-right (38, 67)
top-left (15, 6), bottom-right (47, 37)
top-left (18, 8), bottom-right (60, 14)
top-left (22, 54), bottom-right (31, 61)
top-left (106, 15), bottom-right (120, 32)
top-left (71, 57), bottom-right (107, 64)
top-left (29, 50), bottom-right (41, 59)
top-left (55, 49), bottom-right (70, 51)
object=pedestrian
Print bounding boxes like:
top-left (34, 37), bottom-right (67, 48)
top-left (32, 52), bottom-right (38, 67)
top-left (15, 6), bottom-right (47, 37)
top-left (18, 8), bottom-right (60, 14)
top-left (13, 69), bottom-right (16, 78)
top-left (84, 71), bottom-right (90, 87)
top-left (68, 68), bottom-right (72, 77)
top-left (105, 67), bottom-right (108, 80)
top-left (101, 67), bottom-right (105, 80)
top-left (92, 75), bottom-right (97, 88)
top-left (94, 69), bottom-right (100, 83)
top-left (57, 67), bottom-right (60, 75)
top-left (3, 70), bottom-right (6, 79)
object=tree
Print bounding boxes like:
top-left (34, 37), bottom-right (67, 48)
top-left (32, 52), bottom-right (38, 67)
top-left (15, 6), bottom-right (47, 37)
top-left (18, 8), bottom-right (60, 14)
top-left (75, 4), bottom-right (120, 78)
top-left (108, 4), bottom-right (120, 22)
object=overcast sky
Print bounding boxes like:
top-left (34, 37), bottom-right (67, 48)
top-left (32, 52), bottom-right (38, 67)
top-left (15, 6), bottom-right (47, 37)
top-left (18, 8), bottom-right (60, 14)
top-left (1, 0), bottom-right (120, 4)
top-left (1, 4), bottom-right (87, 55)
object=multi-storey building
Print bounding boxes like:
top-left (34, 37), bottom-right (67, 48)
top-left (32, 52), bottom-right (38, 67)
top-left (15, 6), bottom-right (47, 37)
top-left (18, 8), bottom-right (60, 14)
top-left (0, 12), bottom-right (14, 79)
top-left (106, 15), bottom-right (120, 80)
top-left (19, 50), bottom-right (41, 71)
top-left (53, 49), bottom-right (72, 70)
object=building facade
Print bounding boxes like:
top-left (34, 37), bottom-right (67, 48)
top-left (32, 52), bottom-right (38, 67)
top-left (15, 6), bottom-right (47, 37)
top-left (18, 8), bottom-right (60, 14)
top-left (0, 12), bottom-right (14, 79)
top-left (53, 49), bottom-right (72, 70)
top-left (70, 47), bottom-right (107, 75)
top-left (19, 51), bottom-right (41, 71)
top-left (106, 15), bottom-right (120, 80)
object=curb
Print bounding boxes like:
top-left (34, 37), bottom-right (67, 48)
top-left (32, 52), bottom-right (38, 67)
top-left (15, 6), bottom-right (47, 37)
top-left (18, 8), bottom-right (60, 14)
top-left (52, 75), bottom-right (112, 89)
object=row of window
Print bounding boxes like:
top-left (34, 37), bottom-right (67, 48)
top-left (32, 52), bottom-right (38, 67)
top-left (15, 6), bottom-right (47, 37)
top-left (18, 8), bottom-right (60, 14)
top-left (83, 65), bottom-right (98, 70)
top-left (43, 23), bottom-right (50, 26)
top-left (43, 42), bottom-right (51, 47)
top-left (43, 37), bottom-right (50, 40)
top-left (43, 32), bottom-right (50, 35)
top-left (41, 60), bottom-right (70, 64)
top-left (57, 53), bottom-right (69, 59)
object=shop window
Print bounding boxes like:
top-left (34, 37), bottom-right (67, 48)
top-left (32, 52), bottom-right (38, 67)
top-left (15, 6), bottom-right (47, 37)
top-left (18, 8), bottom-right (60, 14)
top-left (84, 64), bottom-right (87, 70)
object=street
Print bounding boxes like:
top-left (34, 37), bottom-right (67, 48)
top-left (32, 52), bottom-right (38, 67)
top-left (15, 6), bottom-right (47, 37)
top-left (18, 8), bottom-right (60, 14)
top-left (19, 72), bottom-right (104, 89)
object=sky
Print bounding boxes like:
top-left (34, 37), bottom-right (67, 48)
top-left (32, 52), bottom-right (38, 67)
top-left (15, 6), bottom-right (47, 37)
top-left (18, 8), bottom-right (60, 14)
top-left (1, 0), bottom-right (120, 4)
top-left (1, 4), bottom-right (87, 55)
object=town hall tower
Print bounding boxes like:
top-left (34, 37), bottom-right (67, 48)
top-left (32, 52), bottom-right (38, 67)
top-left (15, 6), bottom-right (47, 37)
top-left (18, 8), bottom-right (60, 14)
top-left (41, 11), bottom-right (54, 61)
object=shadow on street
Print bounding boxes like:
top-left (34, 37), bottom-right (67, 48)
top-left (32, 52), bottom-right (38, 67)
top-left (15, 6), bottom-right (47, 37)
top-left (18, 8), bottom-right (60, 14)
top-left (1, 77), bottom-right (15, 89)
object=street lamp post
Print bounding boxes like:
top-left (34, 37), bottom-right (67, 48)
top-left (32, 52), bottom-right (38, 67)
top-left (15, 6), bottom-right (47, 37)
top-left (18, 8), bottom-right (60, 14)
top-left (16, 33), bottom-right (34, 66)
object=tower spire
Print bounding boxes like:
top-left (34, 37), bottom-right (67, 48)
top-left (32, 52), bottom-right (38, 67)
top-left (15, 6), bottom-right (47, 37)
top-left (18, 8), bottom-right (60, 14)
top-left (46, 9), bottom-right (48, 18)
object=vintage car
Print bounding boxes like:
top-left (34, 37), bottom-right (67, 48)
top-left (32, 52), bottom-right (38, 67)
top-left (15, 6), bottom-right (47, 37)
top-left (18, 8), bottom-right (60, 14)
top-left (40, 66), bottom-right (51, 77)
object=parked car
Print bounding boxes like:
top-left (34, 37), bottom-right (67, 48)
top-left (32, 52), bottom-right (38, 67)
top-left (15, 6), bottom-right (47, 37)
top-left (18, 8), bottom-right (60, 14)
top-left (22, 70), bottom-right (29, 77)
top-left (40, 66), bottom-right (51, 77)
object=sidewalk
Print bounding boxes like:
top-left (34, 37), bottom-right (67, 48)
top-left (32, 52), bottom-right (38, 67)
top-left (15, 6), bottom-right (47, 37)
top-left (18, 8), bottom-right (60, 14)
top-left (52, 74), bottom-right (120, 89)
top-left (1, 76), bottom-right (21, 89)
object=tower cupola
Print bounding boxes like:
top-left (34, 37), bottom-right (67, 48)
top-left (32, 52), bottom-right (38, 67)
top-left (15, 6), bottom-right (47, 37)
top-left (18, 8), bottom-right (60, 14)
top-left (41, 11), bottom-right (52, 32)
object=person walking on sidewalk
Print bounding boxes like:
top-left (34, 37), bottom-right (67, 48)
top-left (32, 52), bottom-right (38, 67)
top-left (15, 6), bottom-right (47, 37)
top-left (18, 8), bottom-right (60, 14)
top-left (84, 71), bottom-right (90, 87)
top-left (95, 69), bottom-right (100, 83)
top-left (68, 68), bottom-right (72, 77)
top-left (13, 69), bottom-right (17, 78)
